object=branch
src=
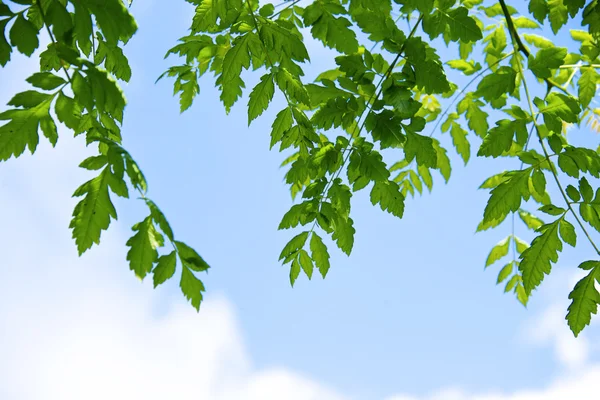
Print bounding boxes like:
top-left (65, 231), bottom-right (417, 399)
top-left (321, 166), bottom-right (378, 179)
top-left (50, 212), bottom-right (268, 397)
top-left (498, 0), bottom-right (568, 95)
top-left (510, 45), bottom-right (600, 256)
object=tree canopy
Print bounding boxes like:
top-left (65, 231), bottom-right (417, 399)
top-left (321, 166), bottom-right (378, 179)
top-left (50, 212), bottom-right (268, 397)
top-left (2, 0), bottom-right (600, 337)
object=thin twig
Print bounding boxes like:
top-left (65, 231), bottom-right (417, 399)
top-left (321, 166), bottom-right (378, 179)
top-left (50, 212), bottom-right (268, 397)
top-left (500, 3), bottom-right (600, 255)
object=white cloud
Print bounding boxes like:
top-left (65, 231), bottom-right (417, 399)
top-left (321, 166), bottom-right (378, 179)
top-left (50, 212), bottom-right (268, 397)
top-left (0, 134), bottom-right (346, 400)
top-left (385, 367), bottom-right (600, 400)
top-left (2, 31), bottom-right (600, 400)
top-left (524, 303), bottom-right (590, 369)
top-left (384, 270), bottom-right (600, 400)
top-left (2, 136), bottom-right (600, 400)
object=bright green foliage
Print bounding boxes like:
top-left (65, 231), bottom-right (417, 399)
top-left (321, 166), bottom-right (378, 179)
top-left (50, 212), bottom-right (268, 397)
top-left (0, 0), bottom-right (207, 311)
top-left (520, 218), bottom-right (564, 295)
top-left (310, 232), bottom-right (331, 278)
top-left (303, 1), bottom-right (358, 54)
top-left (422, 7), bottom-right (482, 43)
top-left (248, 72), bottom-right (275, 124)
top-left (2, 0), bottom-right (600, 337)
top-left (528, 47), bottom-right (566, 79)
top-left (127, 216), bottom-right (165, 279)
top-left (153, 251), bottom-right (177, 288)
top-left (483, 168), bottom-right (532, 226)
top-left (567, 261), bottom-right (600, 337)
top-left (70, 167), bottom-right (120, 255)
top-left (485, 237), bottom-right (510, 267)
top-left (578, 67), bottom-right (598, 108)
top-left (370, 181), bottom-right (405, 218)
top-left (485, 234), bottom-right (530, 306)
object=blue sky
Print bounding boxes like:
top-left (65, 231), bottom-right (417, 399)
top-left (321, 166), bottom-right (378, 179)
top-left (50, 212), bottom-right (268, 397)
top-left (1, 1), bottom-right (600, 399)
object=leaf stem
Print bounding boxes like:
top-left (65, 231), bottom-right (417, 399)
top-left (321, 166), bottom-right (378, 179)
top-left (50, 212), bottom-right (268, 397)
top-left (498, 0), bottom-right (568, 96)
top-left (509, 41), bottom-right (600, 256)
top-left (560, 64), bottom-right (600, 69)
top-left (272, 0), bottom-right (302, 18)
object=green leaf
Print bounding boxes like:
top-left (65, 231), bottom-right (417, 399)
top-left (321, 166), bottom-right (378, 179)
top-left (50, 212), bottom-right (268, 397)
top-left (303, 2), bottom-right (358, 54)
top-left (352, 9), bottom-right (404, 49)
top-left (480, 172), bottom-right (510, 189)
top-left (519, 219), bottom-right (563, 294)
top-left (370, 180), bottom-right (405, 218)
top-left (55, 92), bottom-right (82, 130)
top-left (548, 0), bottom-right (568, 34)
top-left (529, 0), bottom-right (549, 23)
top-left (310, 232), bottom-right (330, 278)
top-left (404, 131), bottom-right (437, 168)
top-left (298, 249), bottom-right (314, 279)
top-left (486, 237), bottom-right (510, 267)
top-left (73, 1), bottom-right (93, 56)
top-left (278, 201), bottom-right (317, 229)
top-left (579, 177), bottom-right (594, 203)
top-left (347, 145), bottom-right (390, 190)
top-left (126, 216), bottom-right (164, 279)
top-left (514, 236), bottom-right (530, 253)
top-left (580, 203), bottom-right (600, 233)
top-left (0, 18), bottom-right (12, 66)
top-left (153, 251), bottom-right (177, 288)
top-left (422, 6), bottom-right (482, 43)
top-left (276, 68), bottom-right (310, 106)
top-left (9, 14), bottom-right (39, 56)
top-left (433, 140), bottom-right (451, 182)
top-left (497, 262), bottom-right (514, 284)
top-left (270, 107), bottom-right (293, 148)
top-left (248, 72), bottom-right (275, 124)
top-left (519, 209), bottom-right (544, 230)
top-left (290, 257), bottom-right (301, 286)
top-left (578, 67), bottom-right (598, 108)
top-left (483, 169), bottom-right (532, 226)
top-left (95, 35), bottom-right (133, 81)
top-left (566, 264), bottom-right (600, 337)
top-left (477, 119), bottom-right (525, 158)
top-left (175, 240), bottom-right (210, 272)
top-left (458, 94), bottom-right (488, 137)
top-left (80, 155), bottom-right (108, 171)
top-left (145, 199), bottom-right (175, 241)
top-left (180, 265), bottom-right (205, 311)
top-left (220, 32), bottom-right (256, 111)
top-left (279, 231), bottom-right (309, 261)
top-left (366, 109), bottom-right (405, 148)
top-left (39, 113), bottom-right (58, 146)
top-left (513, 16), bottom-right (541, 29)
top-left (559, 219), bottom-right (577, 247)
top-left (259, 3), bottom-right (275, 17)
top-left (331, 215), bottom-right (355, 255)
top-left (504, 274), bottom-right (520, 292)
top-left (539, 204), bottom-right (566, 216)
top-left (476, 67), bottom-right (516, 102)
top-left (523, 33), bottom-right (553, 49)
top-left (403, 38), bottom-right (451, 94)
top-left (566, 185), bottom-right (581, 202)
top-left (80, 0), bottom-right (138, 45)
top-left (8, 90), bottom-right (50, 108)
top-left (446, 59), bottom-right (482, 76)
top-left (516, 283), bottom-right (529, 306)
top-left (69, 168), bottom-right (117, 254)
top-left (528, 47), bottom-right (566, 79)
top-left (538, 93), bottom-right (581, 133)
top-left (26, 72), bottom-right (66, 90)
top-left (0, 96), bottom-right (53, 161)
